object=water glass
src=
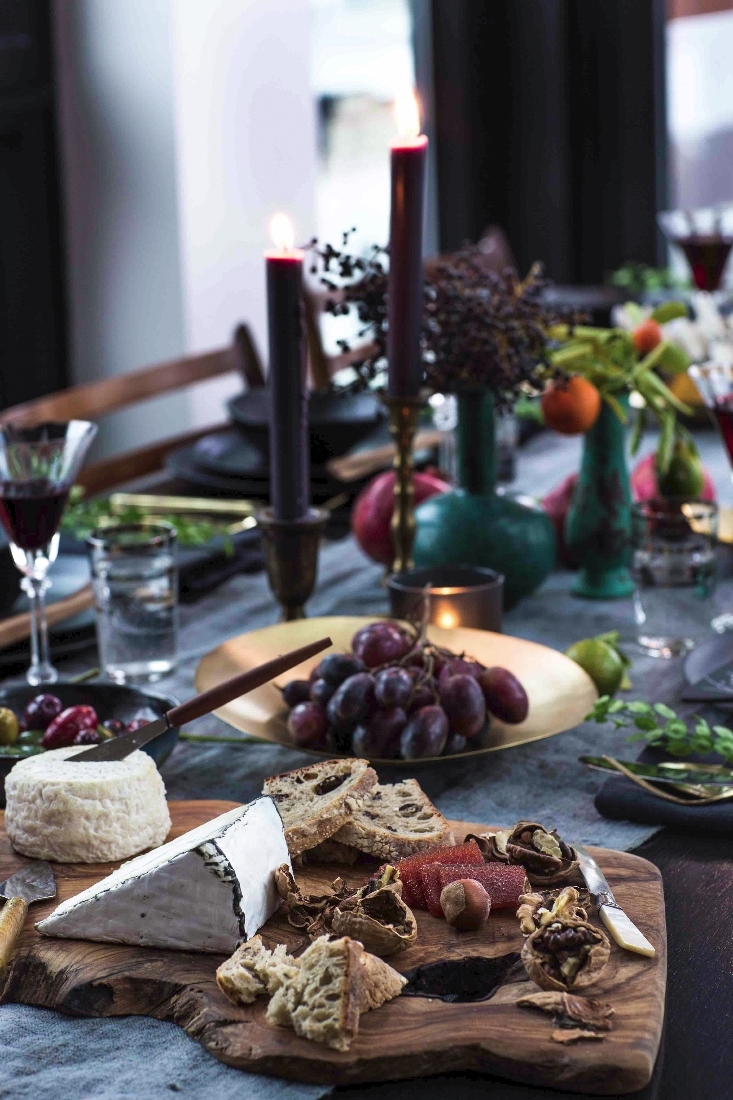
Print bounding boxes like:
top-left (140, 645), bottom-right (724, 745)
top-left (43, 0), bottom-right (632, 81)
top-left (87, 524), bottom-right (178, 683)
top-left (631, 502), bottom-right (717, 658)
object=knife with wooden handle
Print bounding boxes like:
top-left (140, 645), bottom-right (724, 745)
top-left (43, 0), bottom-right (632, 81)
top-left (71, 635), bottom-right (332, 763)
top-left (574, 843), bottom-right (656, 957)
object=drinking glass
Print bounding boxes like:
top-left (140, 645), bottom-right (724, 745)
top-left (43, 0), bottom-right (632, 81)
top-left (631, 501), bottom-right (717, 658)
top-left (0, 420), bottom-right (97, 685)
top-left (87, 524), bottom-right (178, 683)
top-left (658, 204), bottom-right (733, 291)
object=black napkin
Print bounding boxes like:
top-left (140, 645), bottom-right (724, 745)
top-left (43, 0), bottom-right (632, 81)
top-left (178, 527), bottom-right (262, 602)
top-left (595, 745), bottom-right (733, 835)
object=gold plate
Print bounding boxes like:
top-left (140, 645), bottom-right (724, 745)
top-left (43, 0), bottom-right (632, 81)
top-left (194, 617), bottom-right (598, 764)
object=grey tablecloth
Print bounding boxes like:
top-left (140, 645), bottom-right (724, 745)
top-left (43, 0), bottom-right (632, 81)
top-left (3, 427), bottom-right (732, 1099)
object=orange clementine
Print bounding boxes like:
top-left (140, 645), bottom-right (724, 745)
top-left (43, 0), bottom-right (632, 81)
top-left (632, 318), bottom-right (663, 355)
top-left (541, 376), bottom-right (602, 435)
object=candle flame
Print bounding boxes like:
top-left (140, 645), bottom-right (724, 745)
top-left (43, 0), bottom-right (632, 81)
top-left (394, 89), bottom-right (421, 139)
top-left (436, 609), bottom-right (459, 630)
top-left (270, 212), bottom-right (295, 251)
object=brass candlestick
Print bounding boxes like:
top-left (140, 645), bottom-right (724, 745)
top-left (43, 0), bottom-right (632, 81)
top-left (382, 393), bottom-right (427, 575)
top-left (256, 507), bottom-right (328, 621)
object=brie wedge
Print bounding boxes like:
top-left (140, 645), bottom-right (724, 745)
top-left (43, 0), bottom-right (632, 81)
top-left (37, 797), bottom-right (290, 953)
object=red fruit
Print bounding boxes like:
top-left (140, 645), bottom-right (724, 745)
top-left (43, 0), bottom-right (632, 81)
top-left (437, 657), bottom-right (483, 693)
top-left (477, 667), bottom-right (529, 724)
top-left (396, 840), bottom-right (484, 909)
top-left (42, 705), bottom-right (99, 750)
top-left (439, 674), bottom-right (486, 738)
top-left (632, 318), bottom-right (663, 355)
top-left (351, 621), bottom-right (412, 668)
top-left (351, 470), bottom-right (451, 565)
top-left (541, 473), bottom-right (579, 568)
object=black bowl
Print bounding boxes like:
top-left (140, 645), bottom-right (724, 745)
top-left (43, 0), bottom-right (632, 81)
top-left (228, 388), bottom-right (384, 465)
top-left (0, 682), bottom-right (180, 807)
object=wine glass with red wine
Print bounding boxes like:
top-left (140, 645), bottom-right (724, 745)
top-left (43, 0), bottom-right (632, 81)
top-left (658, 205), bottom-right (733, 292)
top-left (0, 421), bottom-right (97, 684)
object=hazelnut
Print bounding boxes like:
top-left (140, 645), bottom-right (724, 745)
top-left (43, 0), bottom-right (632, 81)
top-left (440, 879), bottom-right (491, 931)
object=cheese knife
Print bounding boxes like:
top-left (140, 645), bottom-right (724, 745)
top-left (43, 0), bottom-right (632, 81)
top-left (574, 843), bottom-right (655, 958)
top-left (71, 635), bottom-right (333, 763)
top-left (0, 860), bottom-right (56, 972)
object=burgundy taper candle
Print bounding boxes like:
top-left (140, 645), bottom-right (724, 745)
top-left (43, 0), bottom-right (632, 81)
top-left (265, 214), bottom-right (309, 522)
top-left (387, 92), bottom-right (428, 398)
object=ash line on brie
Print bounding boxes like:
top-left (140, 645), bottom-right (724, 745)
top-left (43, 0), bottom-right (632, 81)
top-left (36, 797), bottom-right (291, 954)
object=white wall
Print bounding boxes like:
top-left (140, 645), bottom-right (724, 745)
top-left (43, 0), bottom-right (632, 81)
top-left (170, 0), bottom-right (317, 428)
top-left (53, 0), bottom-right (317, 453)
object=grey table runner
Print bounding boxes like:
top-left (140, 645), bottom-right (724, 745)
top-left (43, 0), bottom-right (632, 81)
top-left (3, 426), bottom-right (731, 1099)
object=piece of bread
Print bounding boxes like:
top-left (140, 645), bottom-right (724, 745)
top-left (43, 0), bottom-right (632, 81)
top-left (331, 779), bottom-right (454, 862)
top-left (266, 935), bottom-right (405, 1051)
top-left (216, 935), bottom-right (299, 1005)
top-left (263, 758), bottom-right (378, 857)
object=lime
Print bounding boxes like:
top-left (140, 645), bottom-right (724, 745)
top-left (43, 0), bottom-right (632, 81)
top-left (565, 638), bottom-right (625, 696)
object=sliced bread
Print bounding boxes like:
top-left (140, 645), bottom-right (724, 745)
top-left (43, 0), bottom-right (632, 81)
top-left (266, 935), bottom-right (405, 1051)
top-left (263, 758), bottom-right (378, 857)
top-left (331, 779), bottom-right (454, 862)
top-left (216, 935), bottom-right (299, 1005)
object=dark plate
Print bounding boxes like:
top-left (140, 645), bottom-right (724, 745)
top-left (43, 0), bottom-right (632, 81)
top-left (191, 430), bottom-right (268, 478)
top-left (0, 554), bottom-right (97, 673)
top-left (0, 682), bottom-right (180, 807)
top-left (166, 444), bottom-right (351, 502)
top-left (228, 388), bottom-right (384, 464)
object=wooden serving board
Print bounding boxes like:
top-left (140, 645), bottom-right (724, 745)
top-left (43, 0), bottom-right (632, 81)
top-left (0, 801), bottom-right (666, 1094)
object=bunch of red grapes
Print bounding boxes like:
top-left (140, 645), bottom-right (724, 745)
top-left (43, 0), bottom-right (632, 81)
top-left (281, 620), bottom-right (529, 759)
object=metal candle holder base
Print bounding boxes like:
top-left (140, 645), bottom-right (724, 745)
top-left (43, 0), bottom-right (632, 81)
top-left (256, 507), bottom-right (328, 621)
top-left (382, 392), bottom-right (427, 575)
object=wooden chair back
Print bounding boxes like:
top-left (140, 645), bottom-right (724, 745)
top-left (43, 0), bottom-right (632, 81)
top-left (0, 330), bottom-right (264, 495)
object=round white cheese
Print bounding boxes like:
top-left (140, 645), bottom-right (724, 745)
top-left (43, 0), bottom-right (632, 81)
top-left (5, 747), bottom-right (171, 863)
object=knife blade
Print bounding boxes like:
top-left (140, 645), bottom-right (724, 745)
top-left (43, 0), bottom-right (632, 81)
top-left (580, 755), bottom-right (733, 787)
top-left (0, 860), bottom-right (56, 973)
top-left (71, 635), bottom-right (333, 763)
top-left (574, 843), bottom-right (655, 957)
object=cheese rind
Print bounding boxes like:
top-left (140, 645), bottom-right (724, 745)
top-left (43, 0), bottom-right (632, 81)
top-left (36, 797), bottom-right (290, 953)
top-left (4, 746), bottom-right (171, 863)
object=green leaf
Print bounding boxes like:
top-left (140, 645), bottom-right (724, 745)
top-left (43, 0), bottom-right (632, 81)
top-left (603, 392), bottom-right (628, 424)
top-left (656, 342), bottom-right (690, 375)
top-left (712, 726), bottom-right (733, 738)
top-left (650, 301), bottom-right (688, 324)
top-left (654, 703), bottom-right (677, 719)
top-left (634, 715), bottom-right (659, 731)
top-left (655, 413), bottom-right (676, 476)
top-left (629, 406), bottom-right (647, 456)
top-left (626, 701), bottom-right (654, 715)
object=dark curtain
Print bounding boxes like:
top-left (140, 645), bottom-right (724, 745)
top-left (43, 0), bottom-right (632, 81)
top-left (0, 0), bottom-right (68, 411)
top-left (431, 0), bottom-right (668, 284)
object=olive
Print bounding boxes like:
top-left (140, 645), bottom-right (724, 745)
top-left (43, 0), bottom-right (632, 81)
top-left (17, 729), bottom-right (44, 746)
top-left (0, 707), bottom-right (19, 746)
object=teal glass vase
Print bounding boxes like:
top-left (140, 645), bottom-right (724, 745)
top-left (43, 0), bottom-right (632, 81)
top-left (565, 399), bottom-right (634, 599)
top-left (413, 388), bottom-right (556, 610)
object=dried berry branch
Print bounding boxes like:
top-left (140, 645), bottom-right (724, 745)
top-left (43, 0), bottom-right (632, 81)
top-left (307, 236), bottom-right (573, 404)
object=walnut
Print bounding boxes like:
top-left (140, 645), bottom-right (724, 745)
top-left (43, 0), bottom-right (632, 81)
top-left (522, 918), bottom-right (611, 992)
top-left (274, 863), bottom-right (416, 954)
top-left (505, 822), bottom-right (579, 886)
top-left (331, 887), bottom-right (417, 956)
top-left (516, 990), bottom-right (614, 1043)
top-left (517, 892), bottom-right (546, 936)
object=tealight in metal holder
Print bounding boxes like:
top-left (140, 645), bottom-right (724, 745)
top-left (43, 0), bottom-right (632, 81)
top-left (381, 392), bottom-right (428, 575)
top-left (256, 506), bottom-right (328, 621)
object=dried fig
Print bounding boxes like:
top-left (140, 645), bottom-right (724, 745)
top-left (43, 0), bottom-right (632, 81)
top-left (522, 918), bottom-right (610, 992)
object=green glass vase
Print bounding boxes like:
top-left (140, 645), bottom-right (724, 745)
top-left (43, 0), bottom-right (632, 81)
top-left (413, 388), bottom-right (556, 609)
top-left (565, 399), bottom-right (634, 599)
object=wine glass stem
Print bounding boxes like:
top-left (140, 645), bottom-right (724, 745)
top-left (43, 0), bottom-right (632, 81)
top-left (24, 577), bottom-right (56, 685)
